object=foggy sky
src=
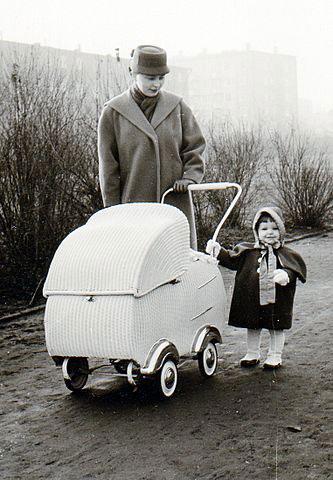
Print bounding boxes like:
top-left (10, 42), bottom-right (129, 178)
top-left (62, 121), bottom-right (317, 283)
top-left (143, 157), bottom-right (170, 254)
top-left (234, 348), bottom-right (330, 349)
top-left (0, 0), bottom-right (332, 111)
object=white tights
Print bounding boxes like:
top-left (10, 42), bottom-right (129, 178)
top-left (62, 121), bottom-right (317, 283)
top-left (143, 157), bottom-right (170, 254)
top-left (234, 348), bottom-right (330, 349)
top-left (244, 328), bottom-right (285, 362)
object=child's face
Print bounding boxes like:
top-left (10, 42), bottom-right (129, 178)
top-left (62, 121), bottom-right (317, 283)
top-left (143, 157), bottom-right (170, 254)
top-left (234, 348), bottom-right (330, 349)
top-left (135, 73), bottom-right (165, 97)
top-left (258, 219), bottom-right (280, 245)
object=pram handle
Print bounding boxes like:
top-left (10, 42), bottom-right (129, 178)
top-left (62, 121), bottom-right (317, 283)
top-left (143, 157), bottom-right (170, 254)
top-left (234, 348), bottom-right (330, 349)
top-left (161, 182), bottom-right (242, 242)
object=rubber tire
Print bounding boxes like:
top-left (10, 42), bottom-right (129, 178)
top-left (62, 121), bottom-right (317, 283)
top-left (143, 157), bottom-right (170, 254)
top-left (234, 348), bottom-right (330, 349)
top-left (198, 341), bottom-right (218, 377)
top-left (157, 358), bottom-right (178, 398)
top-left (63, 357), bottom-right (89, 392)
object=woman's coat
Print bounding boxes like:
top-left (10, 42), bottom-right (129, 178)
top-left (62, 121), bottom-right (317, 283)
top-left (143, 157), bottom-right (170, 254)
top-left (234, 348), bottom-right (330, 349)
top-left (98, 89), bottom-right (205, 248)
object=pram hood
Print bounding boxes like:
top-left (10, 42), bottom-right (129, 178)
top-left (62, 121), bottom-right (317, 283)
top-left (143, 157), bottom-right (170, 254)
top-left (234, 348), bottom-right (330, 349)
top-left (43, 203), bottom-right (190, 298)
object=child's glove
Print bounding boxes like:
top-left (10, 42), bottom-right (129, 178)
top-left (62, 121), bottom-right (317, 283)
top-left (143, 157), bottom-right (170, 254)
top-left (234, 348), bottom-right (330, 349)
top-left (206, 239), bottom-right (221, 258)
top-left (273, 269), bottom-right (289, 286)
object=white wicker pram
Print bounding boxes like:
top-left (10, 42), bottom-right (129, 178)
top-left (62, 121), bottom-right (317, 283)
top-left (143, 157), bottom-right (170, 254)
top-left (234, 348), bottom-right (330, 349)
top-left (43, 182), bottom-right (241, 397)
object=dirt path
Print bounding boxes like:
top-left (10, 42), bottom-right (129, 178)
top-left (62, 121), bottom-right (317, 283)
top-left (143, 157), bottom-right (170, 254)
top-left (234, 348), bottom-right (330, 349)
top-left (0, 233), bottom-right (332, 480)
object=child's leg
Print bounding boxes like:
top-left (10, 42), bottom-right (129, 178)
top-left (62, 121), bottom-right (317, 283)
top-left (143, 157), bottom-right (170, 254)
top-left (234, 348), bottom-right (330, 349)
top-left (264, 330), bottom-right (285, 369)
top-left (240, 329), bottom-right (261, 367)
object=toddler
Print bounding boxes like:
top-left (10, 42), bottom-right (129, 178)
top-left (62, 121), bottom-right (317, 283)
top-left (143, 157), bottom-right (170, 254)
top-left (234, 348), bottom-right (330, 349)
top-left (206, 206), bottom-right (307, 369)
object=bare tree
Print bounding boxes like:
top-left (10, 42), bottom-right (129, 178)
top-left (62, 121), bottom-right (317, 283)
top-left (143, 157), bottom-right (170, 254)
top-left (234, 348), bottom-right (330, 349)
top-left (94, 55), bottom-right (130, 124)
top-left (269, 128), bottom-right (333, 227)
top-left (0, 51), bottom-right (101, 301)
top-left (194, 120), bottom-right (267, 248)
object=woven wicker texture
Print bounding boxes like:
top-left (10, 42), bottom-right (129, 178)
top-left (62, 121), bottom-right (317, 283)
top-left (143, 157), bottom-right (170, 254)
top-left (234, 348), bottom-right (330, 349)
top-left (44, 257), bottom-right (227, 364)
top-left (43, 203), bottom-right (189, 297)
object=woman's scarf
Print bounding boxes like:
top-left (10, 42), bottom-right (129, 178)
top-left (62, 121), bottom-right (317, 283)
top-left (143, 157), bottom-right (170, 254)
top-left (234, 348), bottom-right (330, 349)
top-left (130, 84), bottom-right (160, 123)
top-left (257, 240), bottom-right (281, 305)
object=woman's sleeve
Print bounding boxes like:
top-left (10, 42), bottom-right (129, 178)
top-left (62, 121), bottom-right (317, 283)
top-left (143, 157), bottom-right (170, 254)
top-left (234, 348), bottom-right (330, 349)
top-left (98, 106), bottom-right (121, 207)
top-left (179, 100), bottom-right (205, 184)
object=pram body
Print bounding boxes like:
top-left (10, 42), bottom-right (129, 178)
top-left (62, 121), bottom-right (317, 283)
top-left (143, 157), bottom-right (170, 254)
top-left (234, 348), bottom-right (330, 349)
top-left (43, 183), bottom-right (241, 397)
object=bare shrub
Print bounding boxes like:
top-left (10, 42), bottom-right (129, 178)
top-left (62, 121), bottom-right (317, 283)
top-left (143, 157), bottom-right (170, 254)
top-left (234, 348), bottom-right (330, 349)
top-left (0, 52), bottom-right (101, 300)
top-left (194, 120), bottom-right (267, 248)
top-left (0, 48), bottom-right (133, 303)
top-left (269, 129), bottom-right (333, 227)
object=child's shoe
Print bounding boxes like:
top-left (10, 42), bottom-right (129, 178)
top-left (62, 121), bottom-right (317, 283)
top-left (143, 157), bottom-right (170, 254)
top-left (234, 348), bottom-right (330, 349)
top-left (240, 353), bottom-right (260, 367)
top-left (240, 329), bottom-right (261, 367)
top-left (263, 354), bottom-right (282, 369)
top-left (263, 330), bottom-right (285, 369)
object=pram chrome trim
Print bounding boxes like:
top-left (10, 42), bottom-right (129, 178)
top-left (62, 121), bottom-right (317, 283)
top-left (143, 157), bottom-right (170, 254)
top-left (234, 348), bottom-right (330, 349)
top-left (44, 289), bottom-right (136, 297)
top-left (190, 306), bottom-right (213, 321)
top-left (191, 325), bottom-right (222, 353)
top-left (141, 339), bottom-right (179, 375)
top-left (197, 275), bottom-right (217, 289)
top-left (44, 271), bottom-right (187, 298)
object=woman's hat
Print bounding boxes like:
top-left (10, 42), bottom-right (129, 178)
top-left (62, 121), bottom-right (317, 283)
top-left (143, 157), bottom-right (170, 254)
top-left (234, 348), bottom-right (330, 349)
top-left (130, 45), bottom-right (170, 75)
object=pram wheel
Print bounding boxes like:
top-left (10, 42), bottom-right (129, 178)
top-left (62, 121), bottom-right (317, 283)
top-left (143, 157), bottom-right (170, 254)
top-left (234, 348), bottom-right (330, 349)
top-left (198, 342), bottom-right (218, 377)
top-left (62, 357), bottom-right (89, 392)
top-left (157, 358), bottom-right (178, 398)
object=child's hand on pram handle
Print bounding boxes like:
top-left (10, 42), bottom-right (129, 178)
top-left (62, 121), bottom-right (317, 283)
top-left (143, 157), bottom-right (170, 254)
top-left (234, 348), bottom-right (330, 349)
top-left (273, 269), bottom-right (290, 286)
top-left (173, 179), bottom-right (195, 193)
top-left (206, 239), bottom-right (221, 258)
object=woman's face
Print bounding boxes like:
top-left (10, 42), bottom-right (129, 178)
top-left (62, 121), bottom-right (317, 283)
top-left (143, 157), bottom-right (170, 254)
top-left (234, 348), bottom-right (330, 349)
top-left (135, 73), bottom-right (166, 97)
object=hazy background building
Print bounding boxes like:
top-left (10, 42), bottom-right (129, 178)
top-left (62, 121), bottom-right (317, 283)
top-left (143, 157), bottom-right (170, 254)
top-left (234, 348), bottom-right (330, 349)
top-left (0, 39), bottom-right (190, 102)
top-left (172, 47), bottom-right (298, 126)
top-left (2, 38), bottom-right (333, 137)
top-left (1, 39), bottom-right (299, 128)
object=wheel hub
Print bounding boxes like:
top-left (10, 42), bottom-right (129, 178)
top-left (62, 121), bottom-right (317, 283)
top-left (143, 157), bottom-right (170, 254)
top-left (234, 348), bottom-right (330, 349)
top-left (205, 348), bottom-right (215, 368)
top-left (164, 367), bottom-right (175, 389)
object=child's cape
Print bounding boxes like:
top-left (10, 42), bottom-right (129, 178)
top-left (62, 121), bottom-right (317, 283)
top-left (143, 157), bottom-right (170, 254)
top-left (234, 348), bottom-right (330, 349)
top-left (227, 242), bottom-right (307, 283)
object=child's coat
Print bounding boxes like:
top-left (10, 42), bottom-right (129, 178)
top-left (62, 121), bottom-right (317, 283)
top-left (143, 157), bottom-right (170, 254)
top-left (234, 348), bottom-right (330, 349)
top-left (218, 207), bottom-right (306, 330)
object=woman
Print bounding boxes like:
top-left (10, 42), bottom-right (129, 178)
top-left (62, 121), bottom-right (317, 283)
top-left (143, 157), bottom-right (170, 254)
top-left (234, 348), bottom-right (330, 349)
top-left (98, 45), bottom-right (205, 249)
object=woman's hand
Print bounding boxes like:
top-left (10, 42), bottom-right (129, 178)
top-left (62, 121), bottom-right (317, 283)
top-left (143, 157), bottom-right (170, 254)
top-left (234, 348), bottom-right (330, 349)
top-left (173, 179), bottom-right (195, 193)
top-left (273, 269), bottom-right (289, 286)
